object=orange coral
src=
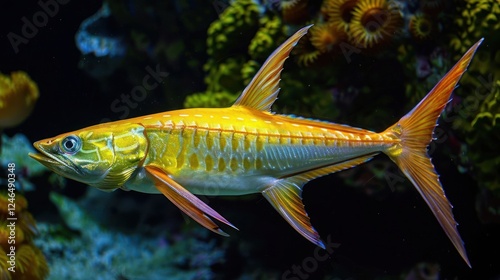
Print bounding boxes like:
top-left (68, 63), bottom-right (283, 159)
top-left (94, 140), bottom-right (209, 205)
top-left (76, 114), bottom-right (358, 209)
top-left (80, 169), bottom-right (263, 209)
top-left (349, 0), bottom-right (402, 49)
top-left (0, 193), bottom-right (35, 244)
top-left (297, 49), bottom-right (323, 67)
top-left (0, 252), bottom-right (11, 280)
top-left (281, 0), bottom-right (309, 24)
top-left (15, 245), bottom-right (49, 279)
top-left (409, 14), bottom-right (436, 41)
top-left (293, 35), bottom-right (329, 67)
top-left (309, 23), bottom-right (348, 53)
top-left (323, 0), bottom-right (359, 31)
top-left (0, 71), bottom-right (39, 129)
top-left (0, 192), bottom-right (48, 280)
top-left (0, 192), bottom-right (27, 214)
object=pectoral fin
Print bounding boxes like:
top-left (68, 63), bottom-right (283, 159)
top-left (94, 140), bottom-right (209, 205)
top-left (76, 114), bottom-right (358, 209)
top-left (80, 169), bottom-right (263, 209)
top-left (145, 165), bottom-right (238, 236)
top-left (262, 155), bottom-right (375, 248)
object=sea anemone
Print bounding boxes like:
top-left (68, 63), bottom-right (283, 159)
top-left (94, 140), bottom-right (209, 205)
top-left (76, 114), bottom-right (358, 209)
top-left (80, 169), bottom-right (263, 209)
top-left (281, 0), bottom-right (309, 24)
top-left (0, 250), bottom-right (12, 280)
top-left (0, 192), bottom-right (37, 246)
top-left (409, 14), bottom-right (436, 41)
top-left (350, 0), bottom-right (402, 49)
top-left (293, 36), bottom-right (323, 67)
top-left (309, 23), bottom-right (348, 53)
top-left (297, 49), bottom-right (323, 67)
top-left (0, 192), bottom-right (48, 279)
top-left (323, 0), bottom-right (359, 31)
top-left (15, 244), bottom-right (49, 279)
top-left (0, 71), bottom-right (39, 129)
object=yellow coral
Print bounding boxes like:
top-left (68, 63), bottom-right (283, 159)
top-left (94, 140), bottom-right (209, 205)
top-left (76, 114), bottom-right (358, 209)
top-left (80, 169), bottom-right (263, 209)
top-left (248, 15), bottom-right (284, 60)
top-left (472, 81), bottom-right (500, 127)
top-left (0, 71), bottom-right (39, 129)
top-left (241, 60), bottom-right (261, 85)
top-left (0, 192), bottom-right (28, 214)
top-left (0, 192), bottom-right (48, 280)
top-left (206, 0), bottom-right (261, 57)
top-left (309, 23), bottom-right (348, 53)
top-left (0, 250), bottom-right (12, 280)
top-left (293, 34), bottom-right (323, 67)
top-left (297, 50), bottom-right (322, 67)
top-left (409, 14), bottom-right (436, 41)
top-left (350, 0), bottom-right (402, 49)
top-left (0, 220), bottom-right (26, 247)
top-left (4, 244), bottom-right (49, 280)
top-left (323, 0), bottom-right (359, 31)
top-left (450, 0), bottom-right (500, 54)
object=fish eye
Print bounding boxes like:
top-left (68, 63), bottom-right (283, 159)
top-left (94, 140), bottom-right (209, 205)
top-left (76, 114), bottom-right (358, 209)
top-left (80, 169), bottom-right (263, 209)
top-left (60, 135), bottom-right (81, 154)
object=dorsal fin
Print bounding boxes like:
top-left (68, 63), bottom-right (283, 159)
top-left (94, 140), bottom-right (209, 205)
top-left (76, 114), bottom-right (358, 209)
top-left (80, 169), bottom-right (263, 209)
top-left (232, 25), bottom-right (312, 111)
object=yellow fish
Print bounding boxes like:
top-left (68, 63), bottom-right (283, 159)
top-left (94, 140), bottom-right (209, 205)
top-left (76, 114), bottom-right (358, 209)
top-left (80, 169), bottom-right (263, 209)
top-left (30, 26), bottom-right (481, 267)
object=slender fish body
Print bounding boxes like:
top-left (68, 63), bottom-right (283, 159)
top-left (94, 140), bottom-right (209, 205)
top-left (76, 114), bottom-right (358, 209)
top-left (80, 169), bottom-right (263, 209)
top-left (126, 107), bottom-right (391, 196)
top-left (29, 26), bottom-right (482, 267)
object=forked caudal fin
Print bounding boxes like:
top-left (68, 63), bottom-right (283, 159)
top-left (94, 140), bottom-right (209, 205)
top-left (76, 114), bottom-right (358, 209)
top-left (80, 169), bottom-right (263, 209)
top-left (382, 39), bottom-right (483, 267)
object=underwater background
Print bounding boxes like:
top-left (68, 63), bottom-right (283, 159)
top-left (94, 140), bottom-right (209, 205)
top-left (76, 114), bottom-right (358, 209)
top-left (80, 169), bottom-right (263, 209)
top-left (0, 0), bottom-right (499, 279)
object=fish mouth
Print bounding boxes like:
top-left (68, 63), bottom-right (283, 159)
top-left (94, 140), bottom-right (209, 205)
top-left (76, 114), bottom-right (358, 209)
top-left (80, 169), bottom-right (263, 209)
top-left (29, 140), bottom-right (110, 186)
top-left (28, 142), bottom-right (79, 174)
top-left (28, 152), bottom-right (64, 167)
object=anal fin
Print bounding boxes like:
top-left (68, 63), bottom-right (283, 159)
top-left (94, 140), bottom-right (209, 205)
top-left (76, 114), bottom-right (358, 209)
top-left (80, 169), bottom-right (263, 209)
top-left (262, 154), bottom-right (376, 248)
top-left (145, 165), bottom-right (238, 236)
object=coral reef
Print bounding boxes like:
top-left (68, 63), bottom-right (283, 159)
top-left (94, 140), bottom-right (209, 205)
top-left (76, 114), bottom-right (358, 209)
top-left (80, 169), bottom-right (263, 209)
top-left (349, 0), bottom-right (403, 49)
top-left (448, 0), bottom-right (500, 198)
top-left (179, 0), bottom-right (500, 214)
top-left (183, 0), bottom-right (453, 197)
top-left (35, 192), bottom-right (227, 280)
top-left (0, 71), bottom-right (38, 130)
top-left (322, 0), bottom-right (359, 32)
top-left (309, 23), bottom-right (347, 53)
top-left (449, 0), bottom-right (499, 55)
top-left (2, 0), bottom-right (496, 278)
top-left (206, 0), bottom-right (262, 59)
top-left (0, 191), bottom-right (48, 280)
top-left (408, 14), bottom-right (437, 41)
top-left (1, 134), bottom-right (50, 192)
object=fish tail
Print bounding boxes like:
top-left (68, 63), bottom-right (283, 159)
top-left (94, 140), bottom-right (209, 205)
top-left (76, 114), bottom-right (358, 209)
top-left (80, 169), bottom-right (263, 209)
top-left (381, 39), bottom-right (483, 268)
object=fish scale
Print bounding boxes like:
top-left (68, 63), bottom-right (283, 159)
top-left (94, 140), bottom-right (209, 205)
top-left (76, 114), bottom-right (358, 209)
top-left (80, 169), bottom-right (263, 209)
top-left (140, 107), bottom-right (393, 182)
